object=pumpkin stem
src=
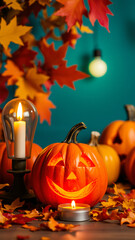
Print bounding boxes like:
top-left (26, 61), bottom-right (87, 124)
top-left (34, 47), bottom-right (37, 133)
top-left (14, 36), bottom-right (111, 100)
top-left (88, 131), bottom-right (100, 146)
top-left (125, 105), bottom-right (135, 121)
top-left (62, 122), bottom-right (86, 144)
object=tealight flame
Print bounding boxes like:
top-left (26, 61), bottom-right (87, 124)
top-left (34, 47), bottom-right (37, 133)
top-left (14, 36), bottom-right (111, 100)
top-left (71, 200), bottom-right (76, 209)
top-left (17, 102), bottom-right (23, 121)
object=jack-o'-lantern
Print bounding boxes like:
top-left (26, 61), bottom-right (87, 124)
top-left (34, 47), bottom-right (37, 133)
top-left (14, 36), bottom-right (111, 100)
top-left (100, 105), bottom-right (135, 177)
top-left (0, 142), bottom-right (42, 189)
top-left (88, 131), bottom-right (120, 185)
top-left (32, 122), bottom-right (108, 207)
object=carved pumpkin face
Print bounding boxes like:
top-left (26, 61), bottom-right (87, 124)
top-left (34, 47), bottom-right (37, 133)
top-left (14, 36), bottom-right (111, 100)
top-left (32, 123), bottom-right (107, 207)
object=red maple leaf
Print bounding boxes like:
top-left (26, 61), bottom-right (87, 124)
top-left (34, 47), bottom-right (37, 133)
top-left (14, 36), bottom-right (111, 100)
top-left (0, 76), bottom-right (9, 104)
top-left (12, 45), bottom-right (37, 71)
top-left (55, 0), bottom-right (87, 31)
top-left (39, 39), bottom-right (69, 68)
top-left (88, 0), bottom-right (113, 32)
top-left (52, 61), bottom-right (89, 89)
top-left (61, 28), bottom-right (81, 48)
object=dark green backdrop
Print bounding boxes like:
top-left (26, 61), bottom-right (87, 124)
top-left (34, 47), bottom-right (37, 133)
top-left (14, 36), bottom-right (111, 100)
top-left (5, 0), bottom-right (135, 149)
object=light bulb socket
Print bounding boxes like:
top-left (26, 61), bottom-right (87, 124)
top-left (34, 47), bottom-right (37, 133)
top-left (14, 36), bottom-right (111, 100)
top-left (93, 49), bottom-right (101, 57)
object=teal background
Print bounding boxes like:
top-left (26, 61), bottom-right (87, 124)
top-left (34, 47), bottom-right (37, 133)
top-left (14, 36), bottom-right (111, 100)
top-left (3, 0), bottom-right (135, 149)
top-left (35, 0), bottom-right (135, 148)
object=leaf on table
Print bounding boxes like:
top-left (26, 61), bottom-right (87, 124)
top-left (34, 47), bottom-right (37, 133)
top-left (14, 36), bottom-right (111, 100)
top-left (16, 235), bottom-right (30, 240)
top-left (2, 60), bottom-right (24, 85)
top-left (24, 209), bottom-right (41, 218)
top-left (4, 198), bottom-right (25, 212)
top-left (34, 92), bottom-right (56, 124)
top-left (90, 208), bottom-right (110, 222)
top-left (55, 0), bottom-right (87, 31)
top-left (122, 189), bottom-right (135, 200)
top-left (40, 216), bottom-right (79, 231)
top-left (52, 61), bottom-right (89, 89)
top-left (41, 237), bottom-right (50, 240)
top-left (3, 0), bottom-right (23, 11)
top-left (101, 197), bottom-right (118, 208)
top-left (88, 0), bottom-right (113, 32)
top-left (127, 222), bottom-right (135, 228)
top-left (113, 183), bottom-right (126, 195)
top-left (22, 224), bottom-right (40, 231)
top-left (0, 211), bottom-right (8, 224)
top-left (0, 17), bottom-right (32, 50)
top-left (11, 214), bottom-right (36, 225)
top-left (121, 211), bottom-right (135, 225)
top-left (15, 67), bottom-right (49, 99)
top-left (0, 183), bottom-right (9, 190)
top-left (122, 199), bottom-right (135, 211)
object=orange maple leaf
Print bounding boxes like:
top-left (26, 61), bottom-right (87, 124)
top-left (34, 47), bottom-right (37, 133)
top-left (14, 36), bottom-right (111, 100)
top-left (0, 17), bottom-right (32, 50)
top-left (2, 60), bottom-right (23, 85)
top-left (3, 198), bottom-right (25, 212)
top-left (34, 92), bottom-right (56, 124)
top-left (15, 67), bottom-right (49, 99)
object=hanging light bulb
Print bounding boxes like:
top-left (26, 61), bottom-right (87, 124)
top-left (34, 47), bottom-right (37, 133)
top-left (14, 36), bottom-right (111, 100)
top-left (88, 49), bottom-right (107, 78)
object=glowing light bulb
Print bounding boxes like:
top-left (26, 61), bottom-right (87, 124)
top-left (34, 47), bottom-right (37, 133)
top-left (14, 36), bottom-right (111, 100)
top-left (88, 49), bottom-right (107, 78)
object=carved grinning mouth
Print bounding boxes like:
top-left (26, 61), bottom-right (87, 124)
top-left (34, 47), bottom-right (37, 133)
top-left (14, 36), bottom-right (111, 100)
top-left (47, 176), bottom-right (97, 199)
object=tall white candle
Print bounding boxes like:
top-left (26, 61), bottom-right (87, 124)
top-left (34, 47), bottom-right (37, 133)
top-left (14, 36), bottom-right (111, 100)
top-left (14, 102), bottom-right (26, 158)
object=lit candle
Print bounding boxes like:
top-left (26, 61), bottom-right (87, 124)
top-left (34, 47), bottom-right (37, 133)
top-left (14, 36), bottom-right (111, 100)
top-left (58, 200), bottom-right (90, 221)
top-left (14, 102), bottom-right (26, 158)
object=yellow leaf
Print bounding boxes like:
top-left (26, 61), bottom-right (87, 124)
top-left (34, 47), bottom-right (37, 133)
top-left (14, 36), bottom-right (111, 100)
top-left (101, 197), bottom-right (117, 208)
top-left (3, 198), bottom-right (25, 212)
top-left (0, 17), bottom-right (32, 50)
top-left (122, 199), bottom-right (135, 211)
top-left (0, 211), bottom-right (8, 224)
top-left (29, 0), bottom-right (36, 5)
top-left (3, 0), bottom-right (23, 11)
top-left (29, 0), bottom-right (51, 6)
top-left (76, 22), bottom-right (93, 34)
top-left (15, 67), bottom-right (49, 99)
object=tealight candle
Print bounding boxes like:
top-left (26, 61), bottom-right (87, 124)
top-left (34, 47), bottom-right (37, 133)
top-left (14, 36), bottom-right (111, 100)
top-left (58, 200), bottom-right (90, 221)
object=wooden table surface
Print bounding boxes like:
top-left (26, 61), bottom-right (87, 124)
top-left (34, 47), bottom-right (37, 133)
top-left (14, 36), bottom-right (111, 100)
top-left (0, 218), bottom-right (135, 240)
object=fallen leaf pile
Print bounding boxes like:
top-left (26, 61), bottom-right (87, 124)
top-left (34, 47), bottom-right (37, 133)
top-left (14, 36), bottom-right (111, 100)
top-left (90, 183), bottom-right (135, 228)
top-left (0, 185), bottom-right (78, 233)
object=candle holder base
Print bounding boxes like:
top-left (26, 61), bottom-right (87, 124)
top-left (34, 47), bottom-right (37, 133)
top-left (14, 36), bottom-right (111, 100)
top-left (0, 168), bottom-right (35, 203)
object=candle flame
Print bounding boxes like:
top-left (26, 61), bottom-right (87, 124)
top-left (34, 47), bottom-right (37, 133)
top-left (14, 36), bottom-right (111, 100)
top-left (17, 102), bottom-right (23, 120)
top-left (71, 200), bottom-right (76, 209)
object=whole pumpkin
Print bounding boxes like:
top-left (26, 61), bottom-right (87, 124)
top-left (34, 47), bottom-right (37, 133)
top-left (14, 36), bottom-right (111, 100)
top-left (0, 142), bottom-right (42, 189)
top-left (125, 148), bottom-right (135, 186)
top-left (88, 131), bottom-right (120, 185)
top-left (32, 122), bottom-right (108, 207)
top-left (100, 105), bottom-right (135, 169)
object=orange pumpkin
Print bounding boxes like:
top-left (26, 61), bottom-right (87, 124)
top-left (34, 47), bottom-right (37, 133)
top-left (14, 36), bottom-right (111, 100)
top-left (100, 105), bottom-right (135, 170)
top-left (88, 131), bottom-right (120, 185)
top-left (125, 148), bottom-right (135, 186)
top-left (32, 123), bottom-right (108, 207)
top-left (0, 142), bottom-right (42, 189)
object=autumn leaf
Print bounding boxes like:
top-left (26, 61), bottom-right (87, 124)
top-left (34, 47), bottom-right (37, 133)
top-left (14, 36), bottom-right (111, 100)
top-left (121, 211), bottom-right (135, 225)
top-left (55, 0), bottom-right (87, 31)
top-left (4, 0), bottom-right (23, 11)
top-left (11, 45), bottom-right (37, 71)
top-left (101, 197), bottom-right (118, 208)
top-left (24, 209), bottom-right (41, 218)
top-left (22, 224), bottom-right (40, 232)
top-left (15, 67), bottom-right (49, 99)
top-left (34, 92), bottom-right (56, 124)
top-left (2, 60), bottom-right (24, 85)
top-left (76, 23), bottom-right (93, 34)
top-left (0, 211), bottom-right (8, 224)
top-left (29, 0), bottom-right (51, 6)
top-left (61, 26), bottom-right (81, 47)
top-left (4, 198), bottom-right (25, 212)
top-left (40, 216), bottom-right (78, 231)
top-left (0, 76), bottom-right (9, 104)
top-left (0, 183), bottom-right (9, 190)
top-left (52, 61), bottom-right (89, 89)
top-left (0, 17), bottom-right (32, 50)
top-left (88, 0), bottom-right (113, 32)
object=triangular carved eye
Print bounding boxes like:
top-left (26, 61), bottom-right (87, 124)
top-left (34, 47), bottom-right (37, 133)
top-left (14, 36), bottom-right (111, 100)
top-left (47, 152), bottom-right (64, 166)
top-left (78, 153), bottom-right (95, 167)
